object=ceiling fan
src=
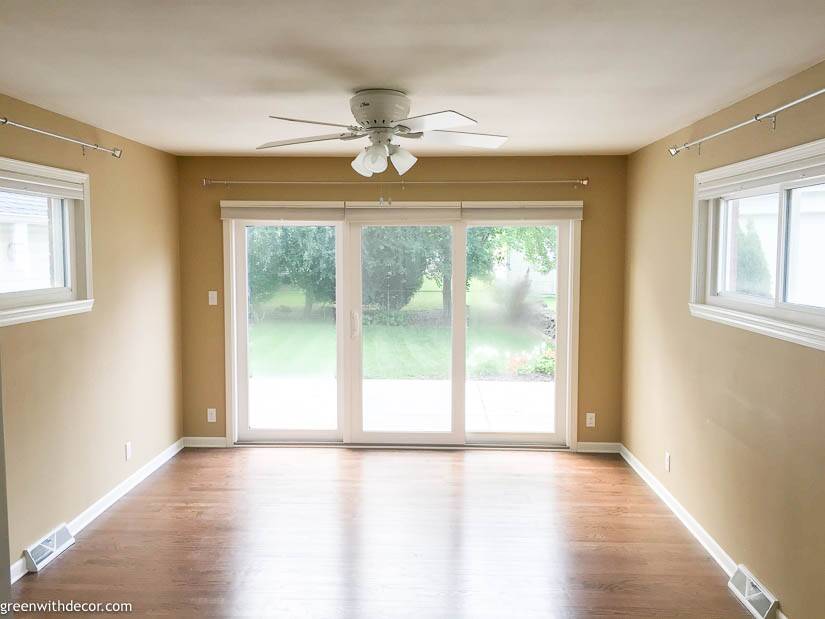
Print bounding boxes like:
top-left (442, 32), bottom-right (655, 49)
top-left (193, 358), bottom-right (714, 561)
top-left (257, 89), bottom-right (508, 176)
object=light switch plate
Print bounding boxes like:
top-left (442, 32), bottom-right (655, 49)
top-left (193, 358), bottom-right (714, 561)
top-left (125, 441), bottom-right (132, 461)
top-left (208, 290), bottom-right (218, 306)
top-left (207, 408), bottom-right (217, 423)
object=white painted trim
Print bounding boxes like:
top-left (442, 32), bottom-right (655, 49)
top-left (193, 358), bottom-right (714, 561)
top-left (461, 200), bottom-right (583, 208)
top-left (450, 222), bottom-right (468, 445)
top-left (619, 445), bottom-right (736, 576)
top-left (0, 156), bottom-right (89, 187)
top-left (345, 201), bottom-right (461, 208)
top-left (0, 298), bottom-right (94, 327)
top-left (11, 438), bottom-right (184, 584)
top-left (576, 441), bottom-right (621, 453)
top-left (220, 200), bottom-right (344, 208)
top-left (220, 200), bottom-right (581, 209)
top-left (183, 436), bottom-right (229, 448)
top-left (689, 302), bottom-right (825, 352)
top-left (9, 558), bottom-right (27, 584)
top-left (219, 200), bottom-right (583, 221)
top-left (566, 220), bottom-right (581, 450)
top-left (695, 135), bottom-right (825, 197)
top-left (223, 220), bottom-right (238, 447)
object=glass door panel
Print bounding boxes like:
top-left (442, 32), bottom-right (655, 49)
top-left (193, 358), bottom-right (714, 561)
top-left (232, 217), bottom-right (573, 447)
top-left (359, 225), bottom-right (453, 434)
top-left (465, 225), bottom-right (561, 438)
top-left (239, 224), bottom-right (339, 440)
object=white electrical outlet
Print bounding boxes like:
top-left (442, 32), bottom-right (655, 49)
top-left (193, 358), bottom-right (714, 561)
top-left (208, 290), bottom-right (218, 306)
top-left (585, 412), bottom-right (596, 427)
top-left (665, 451), bottom-right (671, 472)
top-left (125, 441), bottom-right (132, 461)
top-left (207, 408), bottom-right (217, 423)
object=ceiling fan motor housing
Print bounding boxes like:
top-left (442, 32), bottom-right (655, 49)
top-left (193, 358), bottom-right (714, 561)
top-left (350, 89), bottom-right (411, 128)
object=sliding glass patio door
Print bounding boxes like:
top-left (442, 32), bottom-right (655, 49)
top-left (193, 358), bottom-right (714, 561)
top-left (463, 225), bottom-right (568, 444)
top-left (347, 224), bottom-right (465, 444)
top-left (227, 205), bottom-right (578, 447)
top-left (236, 223), bottom-right (344, 442)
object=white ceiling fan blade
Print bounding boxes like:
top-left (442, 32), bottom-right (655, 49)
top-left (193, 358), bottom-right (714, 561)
top-left (409, 130), bottom-right (508, 149)
top-left (256, 132), bottom-right (362, 150)
top-left (269, 115), bottom-right (355, 129)
top-left (397, 110), bottom-right (476, 133)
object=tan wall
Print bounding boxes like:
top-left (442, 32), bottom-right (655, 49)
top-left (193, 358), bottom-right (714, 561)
top-left (178, 156), bottom-right (627, 441)
top-left (0, 94), bottom-right (183, 562)
top-left (624, 61), bottom-right (825, 618)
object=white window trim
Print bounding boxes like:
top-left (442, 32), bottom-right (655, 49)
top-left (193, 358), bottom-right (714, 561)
top-left (0, 157), bottom-right (94, 327)
top-left (689, 137), bottom-right (825, 351)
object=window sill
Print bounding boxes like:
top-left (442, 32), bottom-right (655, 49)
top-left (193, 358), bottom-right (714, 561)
top-left (0, 298), bottom-right (94, 328)
top-left (688, 302), bottom-right (825, 352)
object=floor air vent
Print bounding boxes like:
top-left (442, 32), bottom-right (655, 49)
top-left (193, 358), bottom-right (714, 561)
top-left (728, 564), bottom-right (778, 619)
top-left (23, 523), bottom-right (75, 573)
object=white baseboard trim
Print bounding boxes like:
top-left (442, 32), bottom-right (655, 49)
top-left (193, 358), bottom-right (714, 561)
top-left (618, 445), bottom-right (736, 575)
top-left (576, 441), bottom-right (622, 453)
top-left (10, 437), bottom-right (184, 584)
top-left (9, 557), bottom-right (27, 584)
top-left (183, 436), bottom-right (229, 448)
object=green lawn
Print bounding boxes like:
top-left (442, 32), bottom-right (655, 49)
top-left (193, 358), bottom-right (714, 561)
top-left (249, 280), bottom-right (555, 380)
top-left (249, 319), bottom-right (547, 379)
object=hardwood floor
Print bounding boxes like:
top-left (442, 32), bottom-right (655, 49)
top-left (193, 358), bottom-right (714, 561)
top-left (13, 448), bottom-right (748, 618)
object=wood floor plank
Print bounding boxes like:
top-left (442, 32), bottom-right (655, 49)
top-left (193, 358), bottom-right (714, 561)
top-left (12, 448), bottom-right (748, 618)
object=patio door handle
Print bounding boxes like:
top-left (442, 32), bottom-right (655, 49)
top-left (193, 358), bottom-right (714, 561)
top-left (350, 310), bottom-right (361, 339)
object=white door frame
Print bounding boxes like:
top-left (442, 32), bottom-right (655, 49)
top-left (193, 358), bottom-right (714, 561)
top-left (228, 219), bottom-right (346, 443)
top-left (222, 202), bottom-right (581, 449)
top-left (346, 220), bottom-right (467, 445)
top-left (462, 219), bottom-right (576, 447)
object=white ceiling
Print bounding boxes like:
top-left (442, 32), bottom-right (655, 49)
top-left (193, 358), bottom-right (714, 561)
top-left (1, 1), bottom-right (824, 156)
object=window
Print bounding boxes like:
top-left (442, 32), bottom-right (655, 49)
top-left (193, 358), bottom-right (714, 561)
top-left (717, 193), bottom-right (779, 299)
top-left (786, 183), bottom-right (825, 308)
top-left (690, 138), bottom-right (825, 351)
top-left (0, 157), bottom-right (93, 326)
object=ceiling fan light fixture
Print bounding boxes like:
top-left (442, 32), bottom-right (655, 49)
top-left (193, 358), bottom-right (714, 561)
top-left (263, 90), bottom-right (508, 175)
top-left (351, 149), bottom-right (373, 177)
top-left (389, 146), bottom-right (417, 175)
top-left (364, 143), bottom-right (389, 173)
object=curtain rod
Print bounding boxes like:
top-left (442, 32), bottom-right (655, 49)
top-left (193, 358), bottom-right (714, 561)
top-left (0, 116), bottom-right (123, 158)
top-left (202, 177), bottom-right (589, 187)
top-left (668, 86), bottom-right (825, 156)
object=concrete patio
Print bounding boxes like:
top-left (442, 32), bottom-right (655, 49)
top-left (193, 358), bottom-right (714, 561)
top-left (249, 377), bottom-right (556, 433)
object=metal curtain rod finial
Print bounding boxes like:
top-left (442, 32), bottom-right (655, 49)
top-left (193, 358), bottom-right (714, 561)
top-left (667, 85), bottom-right (825, 157)
top-left (0, 115), bottom-right (123, 158)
